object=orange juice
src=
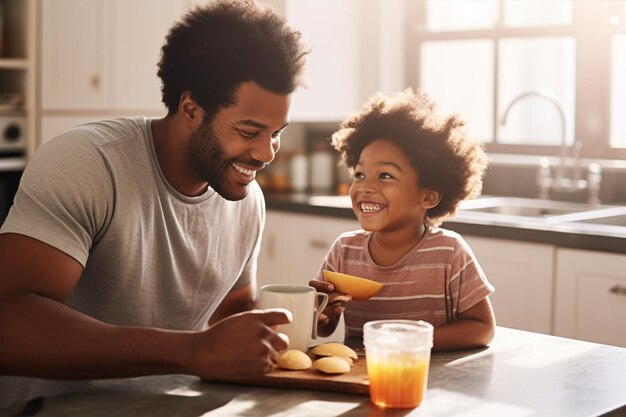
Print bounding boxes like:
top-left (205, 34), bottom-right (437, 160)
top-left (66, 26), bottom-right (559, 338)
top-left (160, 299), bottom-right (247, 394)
top-left (363, 320), bottom-right (433, 409)
top-left (366, 354), bottom-right (429, 408)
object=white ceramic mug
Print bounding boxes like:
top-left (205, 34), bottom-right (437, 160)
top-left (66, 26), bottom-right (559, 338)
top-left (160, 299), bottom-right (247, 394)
top-left (259, 284), bottom-right (329, 352)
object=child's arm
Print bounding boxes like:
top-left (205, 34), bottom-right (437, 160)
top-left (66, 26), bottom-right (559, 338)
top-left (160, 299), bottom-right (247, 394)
top-left (432, 297), bottom-right (495, 352)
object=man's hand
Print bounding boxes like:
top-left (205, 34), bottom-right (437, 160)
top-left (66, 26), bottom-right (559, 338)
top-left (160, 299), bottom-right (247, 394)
top-left (191, 308), bottom-right (291, 380)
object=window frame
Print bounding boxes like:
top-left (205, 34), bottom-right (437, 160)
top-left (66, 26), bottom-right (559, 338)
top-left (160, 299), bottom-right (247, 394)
top-left (407, 0), bottom-right (626, 160)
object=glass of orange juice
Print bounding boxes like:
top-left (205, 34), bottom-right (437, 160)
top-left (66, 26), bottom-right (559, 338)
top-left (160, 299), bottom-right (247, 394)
top-left (363, 320), bottom-right (434, 409)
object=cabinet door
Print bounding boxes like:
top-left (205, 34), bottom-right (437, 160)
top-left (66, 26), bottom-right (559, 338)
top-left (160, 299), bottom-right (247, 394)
top-left (39, 115), bottom-right (106, 145)
top-left (554, 249), bottom-right (626, 347)
top-left (257, 211), bottom-right (288, 289)
top-left (285, 0), bottom-right (362, 122)
top-left (464, 236), bottom-right (555, 334)
top-left (110, 0), bottom-right (187, 111)
top-left (41, 0), bottom-right (110, 110)
top-left (258, 211), bottom-right (359, 288)
top-left (287, 213), bottom-right (360, 284)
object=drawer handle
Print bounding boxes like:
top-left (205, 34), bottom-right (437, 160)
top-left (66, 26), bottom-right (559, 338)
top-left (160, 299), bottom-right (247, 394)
top-left (308, 239), bottom-right (329, 249)
top-left (609, 285), bottom-right (626, 296)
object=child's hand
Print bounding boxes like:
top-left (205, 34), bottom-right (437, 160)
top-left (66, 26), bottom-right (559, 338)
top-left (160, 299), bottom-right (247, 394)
top-left (308, 279), bottom-right (352, 327)
top-left (320, 294), bottom-right (351, 323)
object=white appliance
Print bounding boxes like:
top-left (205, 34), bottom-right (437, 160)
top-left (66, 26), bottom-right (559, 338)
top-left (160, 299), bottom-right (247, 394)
top-left (0, 115), bottom-right (26, 224)
top-left (0, 115), bottom-right (26, 152)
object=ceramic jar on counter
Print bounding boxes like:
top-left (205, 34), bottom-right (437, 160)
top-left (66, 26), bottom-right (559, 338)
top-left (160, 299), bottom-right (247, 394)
top-left (289, 152), bottom-right (309, 193)
top-left (310, 150), bottom-right (334, 192)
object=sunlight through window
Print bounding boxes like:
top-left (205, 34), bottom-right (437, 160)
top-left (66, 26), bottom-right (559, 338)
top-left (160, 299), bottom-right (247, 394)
top-left (502, 341), bottom-right (598, 369)
top-left (611, 35), bottom-right (626, 148)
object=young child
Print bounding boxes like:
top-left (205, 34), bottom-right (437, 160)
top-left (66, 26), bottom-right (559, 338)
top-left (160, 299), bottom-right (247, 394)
top-left (311, 89), bottom-right (495, 351)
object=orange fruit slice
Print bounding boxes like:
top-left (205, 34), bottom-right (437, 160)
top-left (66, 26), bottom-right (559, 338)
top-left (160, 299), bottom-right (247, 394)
top-left (323, 270), bottom-right (383, 300)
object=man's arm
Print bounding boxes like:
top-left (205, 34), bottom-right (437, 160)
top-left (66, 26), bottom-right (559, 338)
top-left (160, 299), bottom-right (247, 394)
top-left (209, 284), bottom-right (256, 326)
top-left (0, 233), bottom-right (290, 380)
top-left (432, 297), bottom-right (495, 352)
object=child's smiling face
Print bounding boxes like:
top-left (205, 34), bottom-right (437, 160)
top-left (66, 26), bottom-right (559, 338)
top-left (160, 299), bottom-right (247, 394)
top-left (349, 139), bottom-right (437, 234)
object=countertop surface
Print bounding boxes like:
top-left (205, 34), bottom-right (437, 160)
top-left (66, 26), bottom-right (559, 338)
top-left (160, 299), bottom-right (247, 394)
top-left (265, 193), bottom-right (626, 254)
top-left (3, 327), bottom-right (625, 417)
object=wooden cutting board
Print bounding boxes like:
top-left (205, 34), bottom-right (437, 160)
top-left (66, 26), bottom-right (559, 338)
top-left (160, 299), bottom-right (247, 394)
top-left (214, 351), bottom-right (370, 395)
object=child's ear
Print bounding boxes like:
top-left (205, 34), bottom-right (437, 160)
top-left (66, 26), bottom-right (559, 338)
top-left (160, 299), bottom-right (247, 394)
top-left (421, 189), bottom-right (442, 209)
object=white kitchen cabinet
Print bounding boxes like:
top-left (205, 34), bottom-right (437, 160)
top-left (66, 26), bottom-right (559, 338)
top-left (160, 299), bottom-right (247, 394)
top-left (40, 0), bottom-right (187, 112)
top-left (258, 211), bottom-right (359, 288)
top-left (257, 211), bottom-right (286, 287)
top-left (463, 236), bottom-right (555, 334)
top-left (39, 116), bottom-right (104, 146)
top-left (38, 0), bottom-right (406, 128)
top-left (257, 211), bottom-right (283, 287)
top-left (110, 0), bottom-right (186, 110)
top-left (40, 0), bottom-right (109, 110)
top-left (554, 248), bottom-right (626, 347)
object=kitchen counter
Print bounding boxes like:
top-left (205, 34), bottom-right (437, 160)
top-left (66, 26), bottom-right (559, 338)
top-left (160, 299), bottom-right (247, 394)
top-left (3, 327), bottom-right (625, 417)
top-left (265, 193), bottom-right (626, 254)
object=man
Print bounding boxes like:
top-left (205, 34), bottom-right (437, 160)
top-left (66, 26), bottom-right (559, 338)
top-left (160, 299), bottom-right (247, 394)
top-left (0, 0), bottom-right (309, 406)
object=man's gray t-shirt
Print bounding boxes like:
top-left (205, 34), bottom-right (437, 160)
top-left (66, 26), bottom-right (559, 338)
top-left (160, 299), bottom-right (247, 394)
top-left (0, 117), bottom-right (265, 406)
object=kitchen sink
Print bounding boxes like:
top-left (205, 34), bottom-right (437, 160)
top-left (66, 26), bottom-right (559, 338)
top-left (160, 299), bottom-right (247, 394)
top-left (460, 197), bottom-right (601, 218)
top-left (458, 196), bottom-right (626, 232)
top-left (569, 213), bottom-right (626, 227)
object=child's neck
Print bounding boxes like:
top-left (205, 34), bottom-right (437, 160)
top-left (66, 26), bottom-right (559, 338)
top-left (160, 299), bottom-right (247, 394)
top-left (368, 224), bottom-right (427, 267)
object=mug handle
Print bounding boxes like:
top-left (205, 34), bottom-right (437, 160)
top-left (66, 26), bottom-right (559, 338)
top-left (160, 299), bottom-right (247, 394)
top-left (311, 292), bottom-right (329, 339)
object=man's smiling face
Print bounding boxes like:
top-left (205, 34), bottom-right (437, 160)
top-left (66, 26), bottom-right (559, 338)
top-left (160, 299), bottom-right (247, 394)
top-left (189, 82), bottom-right (291, 201)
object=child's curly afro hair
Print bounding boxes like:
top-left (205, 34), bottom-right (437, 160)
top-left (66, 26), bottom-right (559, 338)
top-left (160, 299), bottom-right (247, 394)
top-left (331, 88), bottom-right (488, 227)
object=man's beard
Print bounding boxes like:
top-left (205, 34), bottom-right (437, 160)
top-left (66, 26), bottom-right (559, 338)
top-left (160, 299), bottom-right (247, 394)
top-left (188, 119), bottom-right (242, 201)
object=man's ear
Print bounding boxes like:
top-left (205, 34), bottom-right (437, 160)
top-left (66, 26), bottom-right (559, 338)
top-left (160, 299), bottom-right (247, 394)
top-left (421, 189), bottom-right (442, 209)
top-left (178, 91), bottom-right (204, 129)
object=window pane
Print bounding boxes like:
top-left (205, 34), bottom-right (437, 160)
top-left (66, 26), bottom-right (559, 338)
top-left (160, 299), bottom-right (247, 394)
top-left (611, 35), bottom-right (626, 148)
top-left (498, 37), bottom-right (576, 146)
top-left (426, 0), bottom-right (498, 32)
top-left (503, 0), bottom-right (572, 28)
top-left (421, 40), bottom-right (494, 141)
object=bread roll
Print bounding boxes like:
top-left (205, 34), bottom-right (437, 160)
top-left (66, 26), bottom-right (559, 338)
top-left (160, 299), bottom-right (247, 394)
top-left (313, 357), bottom-right (351, 374)
top-left (277, 349), bottom-right (312, 370)
top-left (311, 343), bottom-right (358, 360)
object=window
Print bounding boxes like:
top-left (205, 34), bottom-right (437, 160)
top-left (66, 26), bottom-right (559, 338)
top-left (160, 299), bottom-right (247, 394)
top-left (611, 34), bottom-right (626, 149)
top-left (408, 0), bottom-right (626, 159)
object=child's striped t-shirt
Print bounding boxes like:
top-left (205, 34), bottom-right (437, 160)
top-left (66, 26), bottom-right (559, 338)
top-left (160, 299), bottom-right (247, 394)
top-left (315, 227), bottom-right (495, 338)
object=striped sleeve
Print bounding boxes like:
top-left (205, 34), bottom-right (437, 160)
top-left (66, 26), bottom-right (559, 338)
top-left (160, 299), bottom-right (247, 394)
top-left (449, 238), bottom-right (494, 315)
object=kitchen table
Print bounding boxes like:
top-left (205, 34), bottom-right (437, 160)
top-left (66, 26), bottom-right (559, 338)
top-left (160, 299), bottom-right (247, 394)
top-left (2, 327), bottom-right (625, 417)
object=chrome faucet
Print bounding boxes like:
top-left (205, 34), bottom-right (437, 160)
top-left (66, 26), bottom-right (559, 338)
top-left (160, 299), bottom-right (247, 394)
top-left (499, 88), bottom-right (602, 204)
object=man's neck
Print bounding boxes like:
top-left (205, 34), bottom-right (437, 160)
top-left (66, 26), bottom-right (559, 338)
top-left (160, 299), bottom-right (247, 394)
top-left (151, 116), bottom-right (208, 197)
